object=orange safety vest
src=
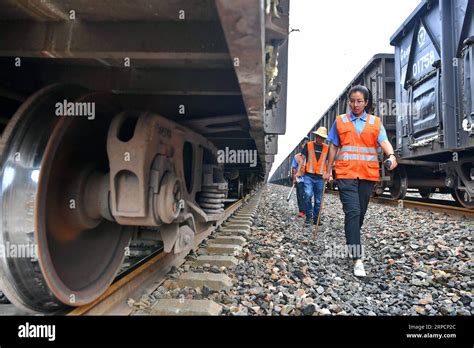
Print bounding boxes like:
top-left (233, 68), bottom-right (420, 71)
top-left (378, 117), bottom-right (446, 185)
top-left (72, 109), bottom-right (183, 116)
top-left (334, 113), bottom-right (381, 181)
top-left (305, 141), bottom-right (328, 175)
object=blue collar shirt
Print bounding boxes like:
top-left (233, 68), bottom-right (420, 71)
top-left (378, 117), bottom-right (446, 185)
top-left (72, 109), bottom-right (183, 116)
top-left (327, 111), bottom-right (388, 147)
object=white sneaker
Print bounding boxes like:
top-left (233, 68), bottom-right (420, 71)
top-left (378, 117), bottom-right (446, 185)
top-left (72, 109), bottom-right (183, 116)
top-left (354, 259), bottom-right (366, 277)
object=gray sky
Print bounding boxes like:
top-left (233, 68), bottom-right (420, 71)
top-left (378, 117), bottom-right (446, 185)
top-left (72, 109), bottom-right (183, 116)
top-left (270, 0), bottom-right (421, 177)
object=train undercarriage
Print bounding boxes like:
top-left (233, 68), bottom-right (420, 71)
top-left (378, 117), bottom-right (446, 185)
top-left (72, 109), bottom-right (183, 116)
top-left (384, 154), bottom-right (474, 209)
top-left (0, 84), bottom-right (233, 312)
top-left (0, 0), bottom-right (290, 313)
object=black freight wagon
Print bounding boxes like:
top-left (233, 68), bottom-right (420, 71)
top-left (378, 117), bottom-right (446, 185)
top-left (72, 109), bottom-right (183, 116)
top-left (390, 0), bottom-right (473, 207)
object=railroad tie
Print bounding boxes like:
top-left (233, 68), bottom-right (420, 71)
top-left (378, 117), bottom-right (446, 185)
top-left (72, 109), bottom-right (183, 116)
top-left (193, 255), bottom-right (239, 268)
top-left (150, 299), bottom-right (222, 316)
top-left (217, 229), bottom-right (249, 237)
top-left (177, 272), bottom-right (232, 291)
top-left (206, 243), bottom-right (242, 255)
top-left (208, 235), bottom-right (246, 246)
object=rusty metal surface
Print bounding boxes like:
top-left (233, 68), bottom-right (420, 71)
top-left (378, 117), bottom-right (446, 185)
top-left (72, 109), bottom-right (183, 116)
top-left (0, 0), bottom-right (217, 21)
top-left (0, 21), bottom-right (230, 62)
top-left (106, 111), bottom-right (218, 225)
top-left (182, 114), bottom-right (248, 134)
top-left (215, 0), bottom-right (266, 131)
top-left (3, 62), bottom-right (240, 98)
top-left (215, 0), bottom-right (289, 174)
top-left (0, 1), bottom-right (289, 173)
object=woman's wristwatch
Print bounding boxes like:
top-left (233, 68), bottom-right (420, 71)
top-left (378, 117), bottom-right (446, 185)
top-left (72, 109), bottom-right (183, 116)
top-left (387, 153), bottom-right (396, 159)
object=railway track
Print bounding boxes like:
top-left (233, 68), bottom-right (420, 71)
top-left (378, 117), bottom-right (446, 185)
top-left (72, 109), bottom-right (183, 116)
top-left (67, 195), bottom-right (250, 315)
top-left (326, 190), bottom-right (473, 219)
top-left (2, 186), bottom-right (468, 316)
top-left (370, 195), bottom-right (474, 219)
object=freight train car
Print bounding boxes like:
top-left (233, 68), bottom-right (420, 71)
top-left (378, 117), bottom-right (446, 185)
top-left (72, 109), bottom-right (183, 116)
top-left (0, 0), bottom-right (289, 313)
top-left (389, 0), bottom-right (474, 207)
top-left (269, 54), bottom-right (396, 192)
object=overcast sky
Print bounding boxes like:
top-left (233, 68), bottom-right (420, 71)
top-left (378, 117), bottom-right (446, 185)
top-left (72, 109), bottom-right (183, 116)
top-left (270, 0), bottom-right (421, 177)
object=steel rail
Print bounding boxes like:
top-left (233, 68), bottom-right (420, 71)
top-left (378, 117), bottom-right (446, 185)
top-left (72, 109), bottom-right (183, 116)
top-left (325, 190), bottom-right (473, 219)
top-left (370, 196), bottom-right (474, 219)
top-left (67, 197), bottom-right (245, 315)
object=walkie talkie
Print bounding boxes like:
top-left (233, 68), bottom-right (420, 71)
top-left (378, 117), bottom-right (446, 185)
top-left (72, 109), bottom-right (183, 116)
top-left (384, 154), bottom-right (395, 171)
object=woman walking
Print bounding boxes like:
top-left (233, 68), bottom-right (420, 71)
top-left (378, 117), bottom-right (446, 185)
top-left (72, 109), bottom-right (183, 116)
top-left (323, 85), bottom-right (398, 277)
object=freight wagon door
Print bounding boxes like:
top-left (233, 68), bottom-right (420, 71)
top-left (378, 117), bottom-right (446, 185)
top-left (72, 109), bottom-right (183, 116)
top-left (457, 0), bottom-right (474, 143)
top-left (404, 18), bottom-right (442, 143)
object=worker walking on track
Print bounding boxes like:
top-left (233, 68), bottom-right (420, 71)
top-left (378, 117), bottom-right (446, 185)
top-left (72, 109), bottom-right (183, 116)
top-left (291, 137), bottom-right (309, 217)
top-left (297, 127), bottom-right (329, 228)
top-left (323, 85), bottom-right (398, 277)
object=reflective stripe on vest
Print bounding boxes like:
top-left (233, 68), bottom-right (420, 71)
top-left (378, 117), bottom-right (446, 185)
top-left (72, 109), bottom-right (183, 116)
top-left (339, 146), bottom-right (377, 154)
top-left (305, 142), bottom-right (328, 175)
top-left (319, 152), bottom-right (327, 174)
top-left (308, 147), bottom-right (314, 172)
top-left (334, 113), bottom-right (381, 181)
top-left (335, 154), bottom-right (378, 161)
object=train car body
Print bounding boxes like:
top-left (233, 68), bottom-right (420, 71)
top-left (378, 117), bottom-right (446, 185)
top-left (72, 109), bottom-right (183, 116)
top-left (0, 0), bottom-right (289, 313)
top-left (390, 0), bottom-right (474, 206)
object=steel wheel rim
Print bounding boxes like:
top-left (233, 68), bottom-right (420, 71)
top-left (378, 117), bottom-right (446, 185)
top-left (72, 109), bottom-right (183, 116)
top-left (454, 188), bottom-right (474, 209)
top-left (389, 166), bottom-right (407, 200)
top-left (0, 85), bottom-right (133, 312)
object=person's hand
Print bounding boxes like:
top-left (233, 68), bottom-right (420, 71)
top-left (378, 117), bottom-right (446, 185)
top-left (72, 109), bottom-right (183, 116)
top-left (389, 158), bottom-right (398, 171)
top-left (328, 173), bottom-right (334, 182)
top-left (388, 155), bottom-right (398, 171)
top-left (322, 171), bottom-right (331, 181)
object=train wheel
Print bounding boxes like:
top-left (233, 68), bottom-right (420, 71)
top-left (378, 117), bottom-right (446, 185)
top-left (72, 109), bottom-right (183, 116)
top-left (451, 191), bottom-right (462, 206)
top-left (0, 85), bottom-right (133, 313)
top-left (453, 188), bottom-right (474, 209)
top-left (389, 165), bottom-right (407, 200)
top-left (418, 188), bottom-right (434, 199)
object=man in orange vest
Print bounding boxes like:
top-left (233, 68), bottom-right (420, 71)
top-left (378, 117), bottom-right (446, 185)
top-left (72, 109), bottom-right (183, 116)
top-left (291, 137), bottom-right (309, 217)
top-left (323, 85), bottom-right (398, 277)
top-left (297, 127), bottom-right (329, 227)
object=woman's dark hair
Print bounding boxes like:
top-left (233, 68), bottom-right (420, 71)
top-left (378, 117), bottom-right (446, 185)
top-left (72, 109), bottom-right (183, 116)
top-left (348, 84), bottom-right (373, 113)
